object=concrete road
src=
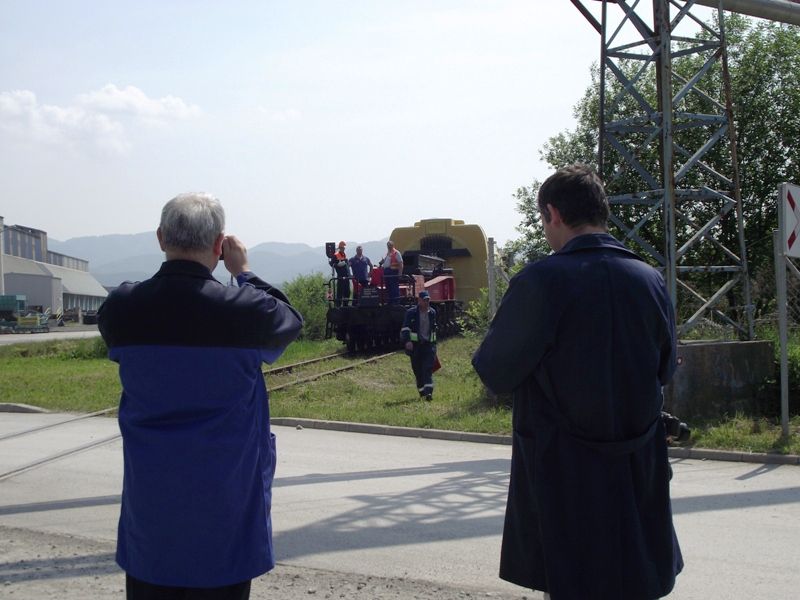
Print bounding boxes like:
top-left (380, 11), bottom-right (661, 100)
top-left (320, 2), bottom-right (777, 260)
top-left (0, 325), bottom-right (101, 346)
top-left (1, 413), bottom-right (799, 599)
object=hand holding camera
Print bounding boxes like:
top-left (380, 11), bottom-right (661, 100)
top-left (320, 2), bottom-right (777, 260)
top-left (222, 235), bottom-right (251, 276)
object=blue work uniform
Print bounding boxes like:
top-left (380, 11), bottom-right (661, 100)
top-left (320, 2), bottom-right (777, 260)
top-left (98, 260), bottom-right (302, 588)
top-left (348, 254), bottom-right (373, 285)
top-left (401, 305), bottom-right (437, 397)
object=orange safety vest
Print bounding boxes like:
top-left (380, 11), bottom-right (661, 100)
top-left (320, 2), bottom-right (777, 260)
top-left (386, 249), bottom-right (401, 269)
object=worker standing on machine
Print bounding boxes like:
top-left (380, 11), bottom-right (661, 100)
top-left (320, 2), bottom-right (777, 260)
top-left (329, 241), bottom-right (350, 307)
top-left (380, 240), bottom-right (403, 304)
top-left (401, 290), bottom-right (437, 401)
top-left (348, 245), bottom-right (373, 305)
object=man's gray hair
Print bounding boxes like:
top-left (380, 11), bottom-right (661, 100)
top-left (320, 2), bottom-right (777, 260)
top-left (160, 193), bottom-right (225, 251)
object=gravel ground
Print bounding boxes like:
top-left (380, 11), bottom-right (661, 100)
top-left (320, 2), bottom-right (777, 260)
top-left (0, 526), bottom-right (539, 600)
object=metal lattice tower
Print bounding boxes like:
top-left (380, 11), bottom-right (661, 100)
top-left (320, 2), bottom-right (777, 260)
top-left (571, 0), bottom-right (756, 338)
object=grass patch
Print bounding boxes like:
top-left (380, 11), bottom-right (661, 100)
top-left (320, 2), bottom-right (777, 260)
top-left (269, 336), bottom-right (511, 434)
top-left (0, 341), bottom-right (120, 412)
top-left (688, 414), bottom-right (800, 455)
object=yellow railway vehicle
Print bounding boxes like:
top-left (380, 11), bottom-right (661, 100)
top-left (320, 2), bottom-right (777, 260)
top-left (389, 218), bottom-right (488, 305)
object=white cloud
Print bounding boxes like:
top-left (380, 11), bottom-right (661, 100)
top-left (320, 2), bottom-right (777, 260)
top-left (0, 89), bottom-right (130, 154)
top-left (77, 84), bottom-right (202, 120)
top-left (0, 85), bottom-right (202, 155)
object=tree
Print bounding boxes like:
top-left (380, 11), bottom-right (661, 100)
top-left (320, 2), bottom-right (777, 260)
top-left (283, 272), bottom-right (329, 340)
top-left (512, 15), bottom-right (800, 318)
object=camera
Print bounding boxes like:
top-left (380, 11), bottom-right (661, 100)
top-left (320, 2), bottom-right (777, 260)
top-left (661, 411), bottom-right (690, 442)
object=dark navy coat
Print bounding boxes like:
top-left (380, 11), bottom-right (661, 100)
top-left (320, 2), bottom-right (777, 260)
top-left (472, 234), bottom-right (682, 600)
top-left (98, 260), bottom-right (302, 587)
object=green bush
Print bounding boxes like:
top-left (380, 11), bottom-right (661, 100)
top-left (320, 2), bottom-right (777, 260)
top-left (458, 281), bottom-right (509, 335)
top-left (0, 337), bottom-right (108, 360)
top-left (283, 272), bottom-right (330, 340)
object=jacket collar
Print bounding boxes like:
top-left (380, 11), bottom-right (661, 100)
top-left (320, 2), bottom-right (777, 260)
top-left (557, 233), bottom-right (641, 260)
top-left (154, 259), bottom-right (216, 280)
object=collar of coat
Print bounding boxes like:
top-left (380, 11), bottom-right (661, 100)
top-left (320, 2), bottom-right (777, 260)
top-left (556, 232), bottom-right (643, 261)
top-left (155, 259), bottom-right (215, 280)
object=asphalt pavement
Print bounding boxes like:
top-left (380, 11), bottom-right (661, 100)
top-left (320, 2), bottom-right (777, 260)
top-left (1, 413), bottom-right (799, 599)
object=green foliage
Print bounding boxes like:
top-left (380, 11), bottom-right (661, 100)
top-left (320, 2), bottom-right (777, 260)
top-left (459, 287), bottom-right (502, 334)
top-left (690, 414), bottom-right (800, 455)
top-left (0, 337), bottom-right (108, 360)
top-left (283, 272), bottom-right (330, 340)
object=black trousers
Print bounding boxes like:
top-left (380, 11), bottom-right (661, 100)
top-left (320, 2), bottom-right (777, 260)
top-left (126, 574), bottom-right (251, 600)
top-left (410, 343), bottom-right (436, 395)
top-left (335, 277), bottom-right (351, 307)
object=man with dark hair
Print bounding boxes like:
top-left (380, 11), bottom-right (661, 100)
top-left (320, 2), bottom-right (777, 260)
top-left (98, 193), bottom-right (303, 600)
top-left (349, 245), bottom-right (373, 304)
top-left (473, 164), bottom-right (682, 600)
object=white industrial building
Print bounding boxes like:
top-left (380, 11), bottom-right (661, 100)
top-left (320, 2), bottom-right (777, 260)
top-left (0, 218), bottom-right (107, 313)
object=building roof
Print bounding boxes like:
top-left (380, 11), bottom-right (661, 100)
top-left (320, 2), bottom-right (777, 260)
top-left (2, 254), bottom-right (108, 298)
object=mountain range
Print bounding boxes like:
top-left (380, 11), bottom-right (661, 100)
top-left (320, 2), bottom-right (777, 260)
top-left (48, 233), bottom-right (389, 288)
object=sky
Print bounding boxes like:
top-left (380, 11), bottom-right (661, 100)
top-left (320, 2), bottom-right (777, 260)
top-left (0, 1), bottom-right (607, 248)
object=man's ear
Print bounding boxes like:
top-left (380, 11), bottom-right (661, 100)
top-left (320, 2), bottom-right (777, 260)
top-left (156, 228), bottom-right (167, 252)
top-left (547, 204), bottom-right (564, 227)
top-left (212, 233), bottom-right (225, 257)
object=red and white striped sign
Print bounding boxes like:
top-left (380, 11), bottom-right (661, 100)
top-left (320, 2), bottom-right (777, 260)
top-left (782, 183), bottom-right (800, 258)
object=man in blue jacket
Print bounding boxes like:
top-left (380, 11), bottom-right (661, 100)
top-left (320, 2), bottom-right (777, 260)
top-left (98, 192), bottom-right (303, 600)
top-left (401, 290), bottom-right (437, 401)
top-left (472, 164), bottom-right (682, 600)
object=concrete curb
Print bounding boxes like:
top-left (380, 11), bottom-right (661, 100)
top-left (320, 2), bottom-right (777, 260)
top-left (270, 417), bottom-right (510, 445)
top-left (270, 417), bottom-right (800, 466)
top-left (0, 403), bottom-right (49, 413)
top-left (0, 406), bottom-right (796, 465)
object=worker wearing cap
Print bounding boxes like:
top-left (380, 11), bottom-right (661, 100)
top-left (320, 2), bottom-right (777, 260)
top-left (329, 240), bottom-right (350, 307)
top-left (401, 290), bottom-right (438, 401)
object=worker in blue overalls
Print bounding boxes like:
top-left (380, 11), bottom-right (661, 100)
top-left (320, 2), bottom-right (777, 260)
top-left (401, 290), bottom-right (437, 401)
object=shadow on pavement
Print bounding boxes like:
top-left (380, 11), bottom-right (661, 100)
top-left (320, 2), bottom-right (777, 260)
top-left (274, 458), bottom-right (510, 561)
top-left (0, 494), bottom-right (121, 516)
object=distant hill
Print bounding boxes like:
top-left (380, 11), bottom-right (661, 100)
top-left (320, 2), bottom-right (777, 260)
top-left (49, 233), bottom-right (389, 287)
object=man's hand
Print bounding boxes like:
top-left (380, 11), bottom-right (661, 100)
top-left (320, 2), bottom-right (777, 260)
top-left (405, 341), bottom-right (413, 352)
top-left (222, 235), bottom-right (251, 276)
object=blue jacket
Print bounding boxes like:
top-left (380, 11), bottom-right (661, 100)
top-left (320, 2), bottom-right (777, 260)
top-left (473, 234), bottom-right (682, 599)
top-left (401, 305), bottom-right (437, 344)
top-left (98, 260), bottom-right (302, 587)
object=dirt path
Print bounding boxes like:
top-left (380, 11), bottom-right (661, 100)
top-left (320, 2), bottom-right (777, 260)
top-left (0, 526), bottom-right (537, 600)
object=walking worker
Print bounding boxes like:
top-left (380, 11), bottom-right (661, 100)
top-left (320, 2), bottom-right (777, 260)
top-left (380, 240), bottom-right (404, 304)
top-left (349, 245), bottom-right (373, 303)
top-left (329, 240), bottom-right (350, 306)
top-left (401, 289), bottom-right (437, 401)
top-left (98, 192), bottom-right (303, 600)
top-left (472, 164), bottom-right (682, 600)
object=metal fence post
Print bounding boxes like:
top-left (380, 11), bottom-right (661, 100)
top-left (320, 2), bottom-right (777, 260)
top-left (773, 229), bottom-right (790, 438)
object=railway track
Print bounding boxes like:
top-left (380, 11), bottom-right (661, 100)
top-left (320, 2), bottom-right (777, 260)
top-left (0, 349), bottom-right (400, 481)
top-left (267, 348), bottom-right (400, 392)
